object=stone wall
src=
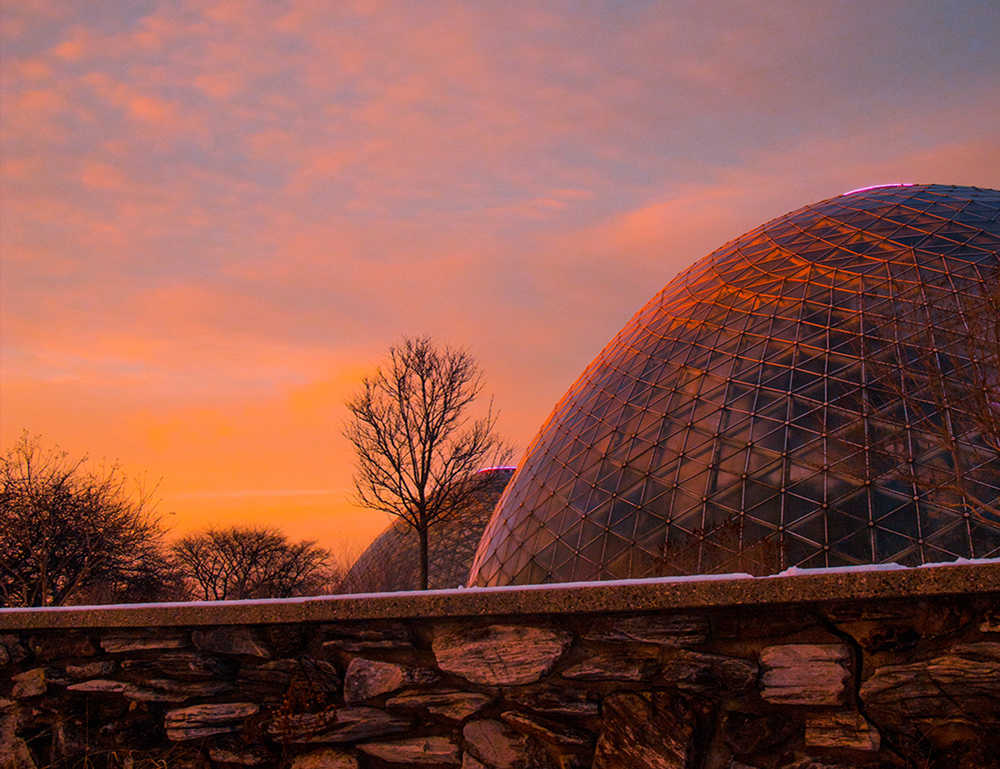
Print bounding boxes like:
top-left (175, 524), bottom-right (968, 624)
top-left (1, 563), bottom-right (999, 769)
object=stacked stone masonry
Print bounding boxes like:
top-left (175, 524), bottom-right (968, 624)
top-left (1, 566), bottom-right (999, 768)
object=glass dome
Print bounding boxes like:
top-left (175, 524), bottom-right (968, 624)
top-left (469, 184), bottom-right (1000, 586)
top-left (339, 467), bottom-right (514, 592)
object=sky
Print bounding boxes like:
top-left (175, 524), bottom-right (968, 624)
top-left (2, 0), bottom-right (1000, 562)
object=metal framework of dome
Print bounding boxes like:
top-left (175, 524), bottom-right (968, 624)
top-left (339, 467), bottom-right (515, 593)
top-left (469, 184), bottom-right (1000, 587)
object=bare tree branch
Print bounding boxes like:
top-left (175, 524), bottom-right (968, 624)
top-left (343, 336), bottom-right (513, 589)
top-left (0, 432), bottom-right (173, 607)
top-left (170, 524), bottom-right (335, 600)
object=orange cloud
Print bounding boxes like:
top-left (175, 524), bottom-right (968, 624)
top-left (193, 72), bottom-right (240, 99)
top-left (128, 93), bottom-right (176, 123)
top-left (52, 35), bottom-right (87, 61)
top-left (12, 87), bottom-right (66, 116)
top-left (80, 160), bottom-right (130, 190)
top-left (11, 58), bottom-right (52, 81)
top-left (80, 72), bottom-right (187, 130)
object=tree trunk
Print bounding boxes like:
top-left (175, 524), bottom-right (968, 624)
top-left (418, 523), bottom-right (430, 590)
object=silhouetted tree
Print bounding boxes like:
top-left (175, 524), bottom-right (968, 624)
top-left (0, 433), bottom-right (171, 607)
top-left (171, 524), bottom-right (334, 600)
top-left (343, 336), bottom-right (512, 589)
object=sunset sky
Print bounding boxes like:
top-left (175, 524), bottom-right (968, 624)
top-left (2, 1), bottom-right (999, 562)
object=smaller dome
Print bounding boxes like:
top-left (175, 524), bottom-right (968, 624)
top-left (338, 467), bottom-right (515, 593)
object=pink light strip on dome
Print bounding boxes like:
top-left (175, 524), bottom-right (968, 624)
top-left (842, 183), bottom-right (915, 196)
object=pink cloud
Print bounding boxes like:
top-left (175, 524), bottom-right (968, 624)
top-left (51, 27), bottom-right (92, 61)
top-left (80, 71), bottom-right (190, 131)
top-left (193, 71), bottom-right (240, 99)
top-left (80, 160), bottom-right (130, 190)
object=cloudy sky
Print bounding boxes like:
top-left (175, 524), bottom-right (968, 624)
top-left (2, 0), bottom-right (999, 558)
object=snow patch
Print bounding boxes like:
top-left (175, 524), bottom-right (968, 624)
top-left (2, 558), bottom-right (998, 613)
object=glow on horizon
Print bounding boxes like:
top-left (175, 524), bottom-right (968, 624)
top-left (168, 488), bottom-right (342, 499)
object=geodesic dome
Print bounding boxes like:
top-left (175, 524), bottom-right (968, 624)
top-left (338, 467), bottom-right (514, 593)
top-left (469, 184), bottom-right (1000, 587)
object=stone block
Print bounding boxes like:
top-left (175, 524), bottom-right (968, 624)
top-left (953, 641), bottom-right (1000, 663)
top-left (500, 710), bottom-right (592, 749)
top-left (156, 651), bottom-right (239, 680)
top-left (291, 748), bottom-right (360, 768)
top-left (240, 658), bottom-right (341, 702)
top-left (858, 624), bottom-right (919, 654)
top-left (723, 712), bottom-right (798, 755)
top-left (118, 658), bottom-right (156, 672)
top-left (101, 630), bottom-right (189, 654)
top-left (0, 635), bottom-right (27, 666)
top-left (268, 707), bottom-right (411, 743)
top-left (660, 650), bottom-right (758, 696)
top-left (208, 741), bottom-right (271, 766)
top-left (759, 644), bottom-right (851, 705)
top-left (504, 685), bottom-right (599, 718)
top-left (0, 700), bottom-right (35, 769)
top-left (805, 711), bottom-right (880, 751)
top-left (29, 633), bottom-right (96, 661)
top-left (65, 679), bottom-right (127, 693)
top-left (358, 736), bottom-right (462, 764)
top-left (582, 615), bottom-right (708, 646)
top-left (464, 718), bottom-right (554, 769)
top-left (12, 668), bottom-right (46, 699)
top-left (165, 702), bottom-right (259, 741)
top-left (322, 622), bottom-right (413, 651)
top-left (860, 641), bottom-right (1000, 724)
top-left (240, 658), bottom-right (300, 687)
top-left (124, 678), bottom-right (234, 702)
top-left (344, 657), bottom-right (440, 704)
top-left (434, 625), bottom-right (572, 686)
top-left (592, 692), bottom-right (696, 769)
top-left (193, 626), bottom-right (271, 658)
top-left (65, 660), bottom-right (116, 679)
top-left (980, 609), bottom-right (1000, 633)
top-left (386, 689), bottom-right (493, 721)
top-left (561, 653), bottom-right (659, 682)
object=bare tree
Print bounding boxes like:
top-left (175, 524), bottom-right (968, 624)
top-left (343, 336), bottom-right (512, 589)
top-left (171, 524), bottom-right (334, 600)
top-left (0, 433), bottom-right (171, 607)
